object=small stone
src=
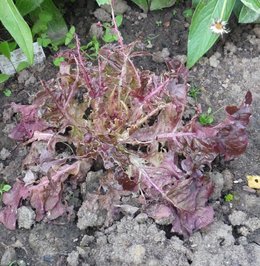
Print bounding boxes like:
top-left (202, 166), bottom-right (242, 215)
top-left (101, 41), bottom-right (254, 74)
top-left (243, 185), bottom-right (256, 194)
top-left (238, 226), bottom-right (250, 236)
top-left (80, 170), bottom-right (103, 198)
top-left (24, 75), bottom-right (36, 87)
top-left (23, 169), bottom-right (37, 185)
top-left (209, 54), bottom-right (220, 68)
top-left (93, 8), bottom-right (111, 22)
top-left (17, 70), bottom-right (30, 84)
top-left (17, 260), bottom-right (27, 266)
top-left (138, 13), bottom-right (147, 20)
top-left (152, 48), bottom-right (170, 63)
top-left (0, 163), bottom-right (4, 172)
top-left (0, 148), bottom-right (11, 160)
top-left (1, 247), bottom-right (16, 266)
top-left (129, 244), bottom-right (146, 264)
top-left (77, 199), bottom-right (107, 230)
top-left (116, 204), bottom-right (139, 216)
top-left (209, 172), bottom-right (224, 200)
top-left (80, 235), bottom-right (95, 247)
top-left (253, 24), bottom-right (260, 38)
top-left (222, 169), bottom-right (234, 191)
top-left (17, 206), bottom-right (36, 229)
top-left (244, 217), bottom-right (260, 232)
top-left (224, 41), bottom-right (237, 54)
top-left (237, 236), bottom-right (248, 245)
top-left (234, 178), bottom-right (243, 184)
top-left (101, 0), bottom-right (129, 15)
top-left (135, 213), bottom-right (149, 223)
top-left (175, 54), bottom-right (187, 64)
top-left (67, 250), bottom-right (79, 266)
top-left (89, 23), bottom-right (104, 39)
top-left (228, 210), bottom-right (247, 226)
top-left (76, 246), bottom-right (87, 258)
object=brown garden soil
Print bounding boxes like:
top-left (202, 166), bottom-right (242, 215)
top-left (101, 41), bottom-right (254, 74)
top-left (0, 1), bottom-right (259, 265)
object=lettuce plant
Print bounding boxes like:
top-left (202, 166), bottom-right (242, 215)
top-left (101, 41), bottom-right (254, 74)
top-left (0, 36), bottom-right (252, 235)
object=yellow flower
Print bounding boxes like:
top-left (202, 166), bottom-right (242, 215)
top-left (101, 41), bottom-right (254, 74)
top-left (210, 19), bottom-right (230, 35)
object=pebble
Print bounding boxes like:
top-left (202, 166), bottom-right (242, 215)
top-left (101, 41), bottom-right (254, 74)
top-left (67, 250), bottom-right (79, 266)
top-left (253, 25), bottom-right (260, 38)
top-left (234, 178), bottom-right (243, 184)
top-left (228, 210), bottom-right (247, 226)
top-left (138, 13), bottom-right (147, 20)
top-left (152, 48), bottom-right (170, 63)
top-left (0, 148), bottom-right (11, 161)
top-left (224, 41), bottom-right (237, 54)
top-left (238, 226), bottom-right (250, 236)
top-left (89, 23), bottom-right (104, 39)
top-left (243, 185), bottom-right (256, 194)
top-left (17, 260), bottom-right (27, 266)
top-left (93, 8), bottom-right (111, 22)
top-left (17, 206), bottom-right (36, 229)
top-left (222, 169), bottom-right (234, 191)
top-left (0, 247), bottom-right (16, 266)
top-left (244, 217), bottom-right (260, 232)
top-left (209, 55), bottom-right (220, 68)
top-left (129, 244), bottom-right (146, 264)
top-left (101, 0), bottom-right (129, 15)
top-left (116, 204), bottom-right (139, 216)
top-left (237, 236), bottom-right (248, 245)
top-left (175, 54), bottom-right (187, 64)
top-left (80, 235), bottom-right (95, 247)
top-left (24, 75), bottom-right (36, 87)
top-left (135, 213), bottom-right (149, 223)
top-left (17, 70), bottom-right (30, 84)
top-left (209, 172), bottom-right (224, 200)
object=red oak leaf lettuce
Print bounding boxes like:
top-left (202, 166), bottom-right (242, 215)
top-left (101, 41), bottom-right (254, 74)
top-left (0, 40), bottom-right (252, 235)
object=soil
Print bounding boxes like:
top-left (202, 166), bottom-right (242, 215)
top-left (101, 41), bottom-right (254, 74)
top-left (0, 1), bottom-right (260, 266)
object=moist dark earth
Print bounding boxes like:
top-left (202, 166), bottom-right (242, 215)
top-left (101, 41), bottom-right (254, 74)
top-left (0, 1), bottom-right (260, 265)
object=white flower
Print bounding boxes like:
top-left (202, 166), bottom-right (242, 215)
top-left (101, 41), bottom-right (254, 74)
top-left (210, 19), bottom-right (230, 35)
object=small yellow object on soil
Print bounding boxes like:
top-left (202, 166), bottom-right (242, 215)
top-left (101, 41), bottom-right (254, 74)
top-left (247, 175), bottom-right (260, 189)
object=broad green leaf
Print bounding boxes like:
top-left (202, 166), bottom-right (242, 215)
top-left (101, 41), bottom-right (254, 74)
top-left (16, 0), bottom-right (44, 16)
top-left (0, 74), bottom-right (10, 83)
top-left (37, 35), bottom-right (52, 47)
top-left (187, 0), bottom-right (235, 68)
top-left (65, 26), bottom-right (75, 45)
top-left (0, 41), bottom-right (11, 59)
top-left (31, 0), bottom-right (68, 45)
top-left (3, 88), bottom-right (12, 97)
top-left (53, 57), bottom-right (65, 67)
top-left (150, 0), bottom-right (176, 11)
top-left (32, 10), bottom-right (52, 36)
top-left (96, 0), bottom-right (110, 6)
top-left (16, 61), bottom-right (30, 72)
top-left (8, 42), bottom-right (17, 52)
top-left (240, 0), bottom-right (260, 14)
top-left (103, 28), bottom-right (117, 43)
top-left (2, 184), bottom-right (11, 192)
top-left (183, 8), bottom-right (193, 19)
top-left (192, 0), bottom-right (200, 7)
top-left (233, 0), bottom-right (243, 18)
top-left (131, 0), bottom-right (149, 12)
top-left (0, 0), bottom-right (33, 64)
top-left (115, 15), bottom-right (123, 27)
top-left (239, 4), bottom-right (260, 23)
